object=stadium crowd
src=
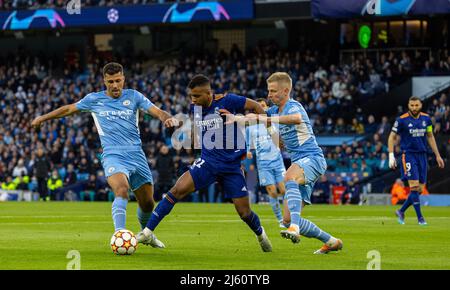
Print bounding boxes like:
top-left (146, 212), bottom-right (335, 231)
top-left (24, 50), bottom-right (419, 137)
top-left (0, 43), bottom-right (449, 202)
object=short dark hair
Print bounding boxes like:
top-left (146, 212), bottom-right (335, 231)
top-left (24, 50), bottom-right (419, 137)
top-left (103, 62), bottom-right (123, 76)
top-left (256, 98), bottom-right (267, 104)
top-left (188, 74), bottom-right (210, 89)
top-left (409, 96), bottom-right (422, 102)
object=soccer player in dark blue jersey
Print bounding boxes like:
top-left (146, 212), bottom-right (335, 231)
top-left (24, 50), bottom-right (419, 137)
top-left (388, 96), bottom-right (445, 225)
top-left (137, 74), bottom-right (273, 252)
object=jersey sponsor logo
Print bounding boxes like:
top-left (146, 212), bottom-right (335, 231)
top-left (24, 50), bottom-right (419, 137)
top-left (99, 109), bottom-right (133, 120)
top-left (409, 128), bottom-right (426, 137)
top-left (123, 100), bottom-right (131, 106)
top-left (241, 186), bottom-right (247, 192)
top-left (408, 123), bottom-right (413, 127)
top-left (195, 118), bottom-right (222, 131)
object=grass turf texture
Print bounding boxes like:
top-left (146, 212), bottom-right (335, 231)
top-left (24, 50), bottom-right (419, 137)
top-left (0, 202), bottom-right (449, 270)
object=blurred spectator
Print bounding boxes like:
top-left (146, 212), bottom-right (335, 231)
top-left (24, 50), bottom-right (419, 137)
top-left (365, 115), bottom-right (378, 135)
top-left (1, 176), bottom-right (16, 191)
top-left (391, 179), bottom-right (407, 205)
top-left (350, 118), bottom-right (365, 134)
top-left (12, 158), bottom-right (28, 177)
top-left (47, 169), bottom-right (63, 201)
top-left (64, 164), bottom-right (78, 186)
top-left (376, 153), bottom-right (390, 172)
top-left (376, 116), bottom-right (391, 141)
top-left (34, 148), bottom-right (50, 201)
top-left (340, 178), bottom-right (361, 205)
top-left (312, 175), bottom-right (331, 204)
top-left (154, 145), bottom-right (175, 201)
top-left (80, 174), bottom-right (96, 202)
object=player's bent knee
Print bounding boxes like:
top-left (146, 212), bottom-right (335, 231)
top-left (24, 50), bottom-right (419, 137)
top-left (114, 185), bottom-right (129, 198)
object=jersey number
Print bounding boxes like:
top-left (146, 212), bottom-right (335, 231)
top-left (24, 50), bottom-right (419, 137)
top-left (192, 159), bottom-right (205, 169)
top-left (405, 162), bottom-right (411, 173)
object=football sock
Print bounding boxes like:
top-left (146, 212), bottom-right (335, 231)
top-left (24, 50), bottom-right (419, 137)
top-left (112, 196), bottom-right (128, 231)
top-left (400, 193), bottom-right (413, 213)
top-left (285, 180), bottom-right (302, 228)
top-left (241, 211), bottom-right (263, 236)
top-left (298, 217), bottom-right (332, 244)
top-left (268, 196), bottom-right (283, 222)
top-left (137, 206), bottom-right (152, 230)
top-left (410, 191), bottom-right (424, 221)
top-left (146, 192), bottom-right (178, 231)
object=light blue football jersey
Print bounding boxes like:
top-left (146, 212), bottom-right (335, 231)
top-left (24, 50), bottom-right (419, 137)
top-left (75, 89), bottom-right (154, 153)
top-left (246, 123), bottom-right (284, 170)
top-left (267, 99), bottom-right (323, 161)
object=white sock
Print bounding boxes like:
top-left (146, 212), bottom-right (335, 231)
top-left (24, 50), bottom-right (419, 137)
top-left (326, 236), bottom-right (337, 246)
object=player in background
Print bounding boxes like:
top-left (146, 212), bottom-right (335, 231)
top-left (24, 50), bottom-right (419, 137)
top-left (31, 62), bottom-right (179, 247)
top-left (137, 74), bottom-right (273, 252)
top-left (246, 98), bottom-right (288, 228)
top-left (248, 72), bottom-right (342, 254)
top-left (388, 96), bottom-right (445, 225)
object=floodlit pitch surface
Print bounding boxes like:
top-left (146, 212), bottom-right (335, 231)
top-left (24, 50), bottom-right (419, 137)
top-left (0, 202), bottom-right (449, 270)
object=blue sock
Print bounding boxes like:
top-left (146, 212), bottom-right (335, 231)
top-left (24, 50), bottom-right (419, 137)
top-left (137, 207), bottom-right (152, 230)
top-left (299, 217), bottom-right (332, 243)
top-left (400, 193), bottom-right (413, 212)
top-left (112, 196), bottom-right (128, 231)
top-left (146, 192), bottom-right (178, 231)
top-left (410, 191), bottom-right (424, 221)
top-left (241, 211), bottom-right (263, 236)
top-left (268, 196), bottom-right (283, 222)
top-left (285, 180), bottom-right (302, 227)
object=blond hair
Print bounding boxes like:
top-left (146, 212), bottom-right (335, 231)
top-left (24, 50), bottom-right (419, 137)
top-left (267, 72), bottom-right (292, 90)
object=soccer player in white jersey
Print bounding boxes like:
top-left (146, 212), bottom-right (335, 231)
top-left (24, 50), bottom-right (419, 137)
top-left (249, 72), bottom-right (343, 254)
top-left (31, 62), bottom-right (179, 248)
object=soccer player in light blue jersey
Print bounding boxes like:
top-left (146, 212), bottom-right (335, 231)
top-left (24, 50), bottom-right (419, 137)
top-left (31, 62), bottom-right (179, 248)
top-left (246, 98), bottom-right (287, 228)
top-left (249, 72), bottom-right (343, 254)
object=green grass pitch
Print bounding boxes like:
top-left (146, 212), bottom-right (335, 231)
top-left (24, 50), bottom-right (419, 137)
top-left (0, 202), bottom-right (449, 270)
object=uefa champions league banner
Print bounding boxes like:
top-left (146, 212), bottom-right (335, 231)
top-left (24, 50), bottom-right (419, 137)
top-left (311, 0), bottom-right (450, 19)
top-left (0, 0), bottom-right (253, 31)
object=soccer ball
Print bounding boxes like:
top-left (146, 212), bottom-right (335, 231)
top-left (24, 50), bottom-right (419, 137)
top-left (110, 229), bottom-right (138, 255)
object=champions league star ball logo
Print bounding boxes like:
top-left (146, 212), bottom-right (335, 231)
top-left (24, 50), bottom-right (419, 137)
top-left (107, 9), bottom-right (119, 23)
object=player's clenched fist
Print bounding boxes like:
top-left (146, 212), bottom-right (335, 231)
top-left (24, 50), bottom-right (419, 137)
top-left (164, 117), bottom-right (180, 128)
top-left (389, 152), bottom-right (397, 169)
top-left (31, 116), bottom-right (44, 129)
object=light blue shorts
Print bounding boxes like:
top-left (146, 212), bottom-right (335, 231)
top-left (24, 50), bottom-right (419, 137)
top-left (258, 166), bottom-right (286, 186)
top-left (101, 149), bottom-right (153, 191)
top-left (289, 154), bottom-right (327, 204)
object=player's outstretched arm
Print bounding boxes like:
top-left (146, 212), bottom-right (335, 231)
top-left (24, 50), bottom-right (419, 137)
top-left (426, 131), bottom-right (445, 168)
top-left (31, 103), bottom-right (79, 129)
top-left (387, 131), bottom-right (398, 169)
top-left (147, 106), bottom-right (180, 128)
top-left (244, 98), bottom-right (266, 115)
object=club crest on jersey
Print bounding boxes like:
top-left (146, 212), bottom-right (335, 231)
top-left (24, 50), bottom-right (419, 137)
top-left (408, 123), bottom-right (413, 127)
top-left (214, 107), bottom-right (220, 115)
top-left (422, 121), bottom-right (426, 127)
top-left (123, 100), bottom-right (131, 106)
top-left (108, 167), bottom-right (115, 174)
